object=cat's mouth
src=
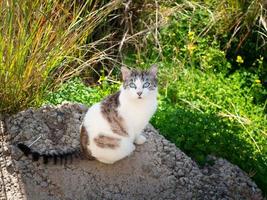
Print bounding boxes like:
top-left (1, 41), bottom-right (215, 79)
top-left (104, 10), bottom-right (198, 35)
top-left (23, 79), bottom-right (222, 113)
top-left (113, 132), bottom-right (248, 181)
top-left (138, 96), bottom-right (142, 99)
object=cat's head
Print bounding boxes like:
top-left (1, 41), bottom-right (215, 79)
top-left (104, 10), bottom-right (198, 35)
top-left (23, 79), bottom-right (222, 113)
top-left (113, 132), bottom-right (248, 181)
top-left (121, 65), bottom-right (158, 100)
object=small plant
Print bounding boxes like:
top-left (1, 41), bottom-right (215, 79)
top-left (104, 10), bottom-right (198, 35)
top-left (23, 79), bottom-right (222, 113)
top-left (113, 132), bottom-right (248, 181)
top-left (200, 0), bottom-right (267, 78)
top-left (131, 3), bottom-right (231, 73)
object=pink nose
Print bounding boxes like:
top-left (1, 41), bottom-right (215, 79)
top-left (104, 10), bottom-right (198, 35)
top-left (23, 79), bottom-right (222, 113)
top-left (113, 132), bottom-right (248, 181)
top-left (137, 92), bottom-right (142, 96)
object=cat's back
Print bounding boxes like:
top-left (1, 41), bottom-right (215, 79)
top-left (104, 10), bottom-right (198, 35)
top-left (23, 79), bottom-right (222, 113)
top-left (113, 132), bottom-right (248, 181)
top-left (83, 92), bottom-right (121, 134)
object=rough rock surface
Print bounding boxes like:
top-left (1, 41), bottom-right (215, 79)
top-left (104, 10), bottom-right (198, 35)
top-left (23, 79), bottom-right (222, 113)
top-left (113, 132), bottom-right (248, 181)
top-left (0, 103), bottom-right (264, 200)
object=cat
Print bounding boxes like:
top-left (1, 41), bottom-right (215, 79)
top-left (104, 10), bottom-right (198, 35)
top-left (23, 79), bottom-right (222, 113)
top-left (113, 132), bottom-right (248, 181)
top-left (18, 65), bottom-right (158, 164)
top-left (80, 65), bottom-right (158, 164)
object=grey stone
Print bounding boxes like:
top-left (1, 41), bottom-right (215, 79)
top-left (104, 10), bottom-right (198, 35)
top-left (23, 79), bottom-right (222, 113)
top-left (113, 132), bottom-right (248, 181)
top-left (177, 169), bottom-right (184, 177)
top-left (0, 103), bottom-right (264, 200)
top-left (2, 146), bottom-right (10, 156)
top-left (40, 181), bottom-right (48, 188)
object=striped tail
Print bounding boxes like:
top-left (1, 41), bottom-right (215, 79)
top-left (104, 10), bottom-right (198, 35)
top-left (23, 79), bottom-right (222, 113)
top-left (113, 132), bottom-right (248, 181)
top-left (17, 143), bottom-right (80, 164)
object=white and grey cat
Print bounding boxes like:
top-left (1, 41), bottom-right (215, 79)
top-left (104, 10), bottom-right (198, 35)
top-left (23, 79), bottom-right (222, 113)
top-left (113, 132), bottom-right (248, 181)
top-left (18, 65), bottom-right (158, 164)
top-left (81, 65), bottom-right (158, 164)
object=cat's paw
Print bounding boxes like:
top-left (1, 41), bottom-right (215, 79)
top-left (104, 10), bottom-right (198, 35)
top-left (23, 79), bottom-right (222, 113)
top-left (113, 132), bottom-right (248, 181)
top-left (134, 135), bottom-right (147, 145)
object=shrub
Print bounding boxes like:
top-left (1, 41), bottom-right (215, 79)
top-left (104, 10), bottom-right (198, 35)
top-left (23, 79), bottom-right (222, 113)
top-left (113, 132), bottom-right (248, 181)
top-left (131, 2), bottom-right (231, 73)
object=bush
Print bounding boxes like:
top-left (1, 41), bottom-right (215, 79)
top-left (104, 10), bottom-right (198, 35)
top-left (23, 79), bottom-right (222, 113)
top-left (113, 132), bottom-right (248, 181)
top-left (132, 2), bottom-right (231, 73)
top-left (202, 0), bottom-right (267, 86)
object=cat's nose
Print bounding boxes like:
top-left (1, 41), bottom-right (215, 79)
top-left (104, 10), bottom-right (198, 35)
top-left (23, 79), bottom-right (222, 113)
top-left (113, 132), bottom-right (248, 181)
top-left (137, 92), bottom-right (142, 96)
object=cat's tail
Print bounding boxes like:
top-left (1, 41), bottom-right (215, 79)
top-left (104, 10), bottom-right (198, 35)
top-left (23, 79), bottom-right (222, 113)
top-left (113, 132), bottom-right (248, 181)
top-left (17, 143), bottom-right (80, 164)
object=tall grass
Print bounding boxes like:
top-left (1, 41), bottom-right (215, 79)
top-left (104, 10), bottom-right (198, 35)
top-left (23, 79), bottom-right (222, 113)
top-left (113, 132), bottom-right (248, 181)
top-left (210, 0), bottom-right (267, 50)
top-left (0, 0), bottom-right (121, 114)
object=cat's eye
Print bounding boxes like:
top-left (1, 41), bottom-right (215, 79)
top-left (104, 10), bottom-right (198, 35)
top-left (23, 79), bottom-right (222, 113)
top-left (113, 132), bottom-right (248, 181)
top-left (129, 82), bottom-right (136, 88)
top-left (143, 82), bottom-right (150, 88)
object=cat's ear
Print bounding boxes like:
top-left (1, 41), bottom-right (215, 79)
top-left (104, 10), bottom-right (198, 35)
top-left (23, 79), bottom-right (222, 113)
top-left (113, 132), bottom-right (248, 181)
top-left (149, 64), bottom-right (158, 76)
top-left (121, 66), bottom-right (131, 80)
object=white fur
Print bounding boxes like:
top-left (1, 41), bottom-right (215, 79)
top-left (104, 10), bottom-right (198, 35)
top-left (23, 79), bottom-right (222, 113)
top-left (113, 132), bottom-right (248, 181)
top-left (82, 78), bottom-right (157, 164)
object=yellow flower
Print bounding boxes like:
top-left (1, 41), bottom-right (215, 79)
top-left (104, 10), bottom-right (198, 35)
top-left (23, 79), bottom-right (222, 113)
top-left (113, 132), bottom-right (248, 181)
top-left (236, 55), bottom-right (244, 64)
top-left (187, 43), bottom-right (196, 54)
top-left (188, 31), bottom-right (195, 41)
top-left (255, 80), bottom-right (261, 84)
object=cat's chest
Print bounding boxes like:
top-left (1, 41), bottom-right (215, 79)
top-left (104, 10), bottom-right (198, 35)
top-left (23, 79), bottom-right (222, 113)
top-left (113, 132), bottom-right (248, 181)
top-left (119, 100), bottom-right (157, 134)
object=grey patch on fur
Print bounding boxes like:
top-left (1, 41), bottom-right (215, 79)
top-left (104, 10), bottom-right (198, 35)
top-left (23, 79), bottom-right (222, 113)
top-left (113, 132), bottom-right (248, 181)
top-left (100, 91), bottom-right (128, 136)
top-left (123, 69), bottom-right (157, 90)
top-left (94, 134), bottom-right (121, 149)
top-left (80, 125), bottom-right (95, 160)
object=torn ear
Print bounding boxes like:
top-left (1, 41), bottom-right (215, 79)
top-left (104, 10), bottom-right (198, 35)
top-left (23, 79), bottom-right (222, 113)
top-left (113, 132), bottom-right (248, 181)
top-left (121, 66), bottom-right (131, 80)
top-left (149, 64), bottom-right (158, 76)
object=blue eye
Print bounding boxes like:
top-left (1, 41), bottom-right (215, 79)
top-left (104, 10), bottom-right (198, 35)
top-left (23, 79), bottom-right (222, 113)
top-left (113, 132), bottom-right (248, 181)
top-left (143, 82), bottom-right (150, 88)
top-left (129, 83), bottom-right (136, 88)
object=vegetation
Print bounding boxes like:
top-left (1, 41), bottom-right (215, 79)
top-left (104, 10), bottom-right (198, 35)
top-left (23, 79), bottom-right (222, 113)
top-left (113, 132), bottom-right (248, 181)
top-left (0, 0), bottom-right (120, 114)
top-left (44, 78), bottom-right (119, 106)
top-left (1, 0), bottom-right (266, 195)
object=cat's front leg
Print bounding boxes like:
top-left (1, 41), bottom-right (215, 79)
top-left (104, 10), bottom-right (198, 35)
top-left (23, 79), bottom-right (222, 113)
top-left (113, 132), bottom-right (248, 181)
top-left (134, 135), bottom-right (147, 145)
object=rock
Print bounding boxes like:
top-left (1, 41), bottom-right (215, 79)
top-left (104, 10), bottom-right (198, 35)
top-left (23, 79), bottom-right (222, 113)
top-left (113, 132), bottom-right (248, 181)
top-left (177, 169), bottom-right (184, 177)
top-left (0, 103), bottom-right (264, 200)
top-left (40, 181), bottom-right (48, 188)
top-left (2, 146), bottom-right (10, 156)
